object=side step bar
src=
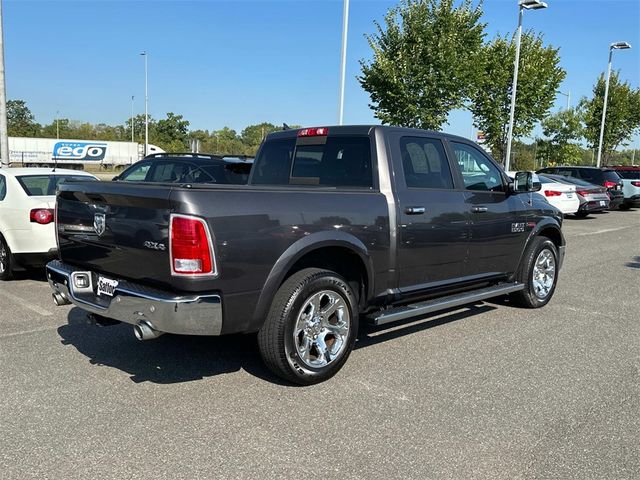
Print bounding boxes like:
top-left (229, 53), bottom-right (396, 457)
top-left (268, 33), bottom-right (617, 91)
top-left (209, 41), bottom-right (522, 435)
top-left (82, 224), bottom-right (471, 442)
top-left (368, 283), bottom-right (525, 326)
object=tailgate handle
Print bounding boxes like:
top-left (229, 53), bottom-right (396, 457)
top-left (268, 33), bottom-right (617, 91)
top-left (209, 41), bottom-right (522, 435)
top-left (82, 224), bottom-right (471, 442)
top-left (471, 206), bottom-right (488, 213)
top-left (405, 206), bottom-right (426, 215)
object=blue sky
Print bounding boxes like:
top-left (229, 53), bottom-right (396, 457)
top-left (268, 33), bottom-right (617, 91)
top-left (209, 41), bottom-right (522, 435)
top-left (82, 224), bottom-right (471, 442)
top-left (4, 0), bottom-right (640, 145)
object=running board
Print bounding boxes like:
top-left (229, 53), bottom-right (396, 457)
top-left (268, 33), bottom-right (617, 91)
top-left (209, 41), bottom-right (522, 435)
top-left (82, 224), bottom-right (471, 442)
top-left (368, 283), bottom-right (525, 326)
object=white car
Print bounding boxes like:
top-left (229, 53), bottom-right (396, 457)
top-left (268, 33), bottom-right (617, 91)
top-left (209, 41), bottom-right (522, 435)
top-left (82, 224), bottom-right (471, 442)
top-left (507, 170), bottom-right (580, 215)
top-left (0, 168), bottom-right (98, 280)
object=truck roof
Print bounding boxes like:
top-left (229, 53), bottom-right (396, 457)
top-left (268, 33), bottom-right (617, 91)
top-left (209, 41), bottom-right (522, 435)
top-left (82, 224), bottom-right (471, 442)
top-left (266, 125), bottom-right (475, 144)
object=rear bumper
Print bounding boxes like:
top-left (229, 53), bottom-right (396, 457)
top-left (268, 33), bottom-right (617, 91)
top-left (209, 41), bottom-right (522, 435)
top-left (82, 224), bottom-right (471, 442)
top-left (46, 260), bottom-right (223, 336)
top-left (623, 194), bottom-right (640, 207)
top-left (578, 200), bottom-right (609, 213)
top-left (608, 195), bottom-right (624, 209)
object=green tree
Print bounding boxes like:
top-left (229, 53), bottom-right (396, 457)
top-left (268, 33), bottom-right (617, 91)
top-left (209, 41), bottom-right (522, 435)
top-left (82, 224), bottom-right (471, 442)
top-left (582, 71), bottom-right (640, 163)
top-left (41, 118), bottom-right (71, 139)
top-left (154, 112), bottom-right (190, 151)
top-left (124, 114), bottom-right (156, 145)
top-left (359, 0), bottom-right (485, 129)
top-left (537, 107), bottom-right (584, 166)
top-left (240, 122), bottom-right (279, 150)
top-left (7, 100), bottom-right (41, 136)
top-left (470, 31), bottom-right (565, 162)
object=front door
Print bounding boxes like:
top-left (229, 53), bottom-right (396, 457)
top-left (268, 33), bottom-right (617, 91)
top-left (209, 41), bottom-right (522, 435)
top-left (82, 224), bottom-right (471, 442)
top-left (448, 141), bottom-right (526, 278)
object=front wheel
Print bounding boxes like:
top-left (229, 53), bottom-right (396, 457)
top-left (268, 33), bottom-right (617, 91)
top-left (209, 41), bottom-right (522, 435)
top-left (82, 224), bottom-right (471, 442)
top-left (257, 268), bottom-right (359, 385)
top-left (0, 236), bottom-right (14, 281)
top-left (510, 237), bottom-right (559, 308)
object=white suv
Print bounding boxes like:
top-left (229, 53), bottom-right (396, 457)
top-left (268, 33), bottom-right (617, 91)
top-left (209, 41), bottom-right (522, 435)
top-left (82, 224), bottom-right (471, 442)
top-left (0, 168), bottom-right (97, 280)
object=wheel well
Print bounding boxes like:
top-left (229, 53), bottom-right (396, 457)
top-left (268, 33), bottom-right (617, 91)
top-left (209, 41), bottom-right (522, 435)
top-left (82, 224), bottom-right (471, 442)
top-left (284, 247), bottom-right (368, 308)
top-left (538, 227), bottom-right (562, 249)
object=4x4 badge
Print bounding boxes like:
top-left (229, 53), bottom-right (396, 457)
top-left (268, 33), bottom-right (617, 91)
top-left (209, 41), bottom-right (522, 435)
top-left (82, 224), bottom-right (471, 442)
top-left (93, 213), bottom-right (106, 236)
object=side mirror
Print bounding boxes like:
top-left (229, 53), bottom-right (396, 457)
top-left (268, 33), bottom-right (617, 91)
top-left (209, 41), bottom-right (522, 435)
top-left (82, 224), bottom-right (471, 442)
top-left (512, 171), bottom-right (541, 193)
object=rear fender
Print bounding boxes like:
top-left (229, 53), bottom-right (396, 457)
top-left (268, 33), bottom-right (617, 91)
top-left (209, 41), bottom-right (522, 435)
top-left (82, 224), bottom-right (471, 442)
top-left (250, 231), bottom-right (374, 328)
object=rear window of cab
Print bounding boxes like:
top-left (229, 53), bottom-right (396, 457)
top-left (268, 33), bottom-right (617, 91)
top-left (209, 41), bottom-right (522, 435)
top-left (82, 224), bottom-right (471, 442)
top-left (251, 135), bottom-right (373, 188)
top-left (17, 175), bottom-right (97, 196)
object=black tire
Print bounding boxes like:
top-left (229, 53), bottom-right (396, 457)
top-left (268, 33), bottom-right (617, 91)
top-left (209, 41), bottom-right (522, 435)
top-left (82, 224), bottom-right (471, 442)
top-left (619, 203), bottom-right (631, 211)
top-left (510, 237), bottom-right (559, 308)
top-left (257, 268), bottom-right (359, 385)
top-left (574, 211), bottom-right (589, 218)
top-left (0, 235), bottom-right (14, 281)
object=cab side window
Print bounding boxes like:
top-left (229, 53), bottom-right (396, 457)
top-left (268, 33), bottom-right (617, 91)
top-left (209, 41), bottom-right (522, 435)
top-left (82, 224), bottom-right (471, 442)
top-left (0, 175), bottom-right (6, 200)
top-left (452, 142), bottom-right (504, 192)
top-left (400, 137), bottom-right (454, 189)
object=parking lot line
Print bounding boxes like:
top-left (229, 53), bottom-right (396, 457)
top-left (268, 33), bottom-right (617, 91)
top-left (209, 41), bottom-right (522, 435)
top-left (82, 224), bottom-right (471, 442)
top-left (571, 225), bottom-right (638, 237)
top-left (0, 325), bottom-right (59, 339)
top-left (0, 289), bottom-right (52, 316)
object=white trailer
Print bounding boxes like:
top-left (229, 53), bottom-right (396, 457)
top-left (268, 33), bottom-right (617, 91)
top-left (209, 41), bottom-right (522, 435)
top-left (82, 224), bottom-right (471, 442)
top-left (8, 137), bottom-right (164, 170)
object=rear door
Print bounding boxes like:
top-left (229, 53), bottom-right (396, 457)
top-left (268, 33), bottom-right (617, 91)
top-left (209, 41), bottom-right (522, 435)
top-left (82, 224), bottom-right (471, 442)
top-left (391, 133), bottom-right (469, 292)
top-left (448, 141), bottom-right (526, 277)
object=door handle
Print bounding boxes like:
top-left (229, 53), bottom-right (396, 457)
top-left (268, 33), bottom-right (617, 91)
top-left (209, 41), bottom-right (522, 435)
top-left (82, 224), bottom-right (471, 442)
top-left (405, 206), bottom-right (426, 215)
top-left (471, 206), bottom-right (488, 213)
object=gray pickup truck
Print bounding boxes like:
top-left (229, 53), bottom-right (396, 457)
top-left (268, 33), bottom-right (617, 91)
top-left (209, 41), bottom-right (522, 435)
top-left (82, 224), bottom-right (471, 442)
top-left (47, 125), bottom-right (565, 384)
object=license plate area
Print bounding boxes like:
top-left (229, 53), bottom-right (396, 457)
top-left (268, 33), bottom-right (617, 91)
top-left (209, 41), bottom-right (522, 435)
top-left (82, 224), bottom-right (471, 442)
top-left (599, 200), bottom-right (606, 206)
top-left (97, 276), bottom-right (119, 297)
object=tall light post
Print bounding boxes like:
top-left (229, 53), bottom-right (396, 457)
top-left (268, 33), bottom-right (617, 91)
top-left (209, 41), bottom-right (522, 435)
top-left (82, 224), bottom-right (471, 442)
top-left (130, 95), bottom-right (134, 143)
top-left (338, 0), bottom-right (350, 125)
top-left (56, 110), bottom-right (59, 139)
top-left (596, 41), bottom-right (631, 167)
top-left (504, 0), bottom-right (547, 171)
top-left (0, 0), bottom-right (9, 168)
top-left (140, 51), bottom-right (148, 156)
top-left (558, 90), bottom-right (570, 110)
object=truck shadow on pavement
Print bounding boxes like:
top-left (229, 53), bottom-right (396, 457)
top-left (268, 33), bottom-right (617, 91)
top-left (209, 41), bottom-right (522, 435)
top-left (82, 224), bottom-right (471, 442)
top-left (57, 307), bottom-right (283, 385)
top-left (58, 303), bottom-right (497, 385)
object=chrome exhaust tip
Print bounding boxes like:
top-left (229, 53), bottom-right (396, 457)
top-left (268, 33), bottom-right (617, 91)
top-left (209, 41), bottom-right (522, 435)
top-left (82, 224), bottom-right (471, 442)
top-left (133, 321), bottom-right (164, 341)
top-left (52, 292), bottom-right (71, 306)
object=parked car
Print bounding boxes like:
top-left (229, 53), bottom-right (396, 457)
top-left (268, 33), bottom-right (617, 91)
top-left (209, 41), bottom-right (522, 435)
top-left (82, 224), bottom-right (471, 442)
top-left (48, 125), bottom-right (565, 385)
top-left (536, 166), bottom-right (624, 209)
top-left (507, 171), bottom-right (580, 215)
top-left (540, 174), bottom-right (610, 217)
top-left (609, 166), bottom-right (640, 209)
top-left (0, 168), bottom-right (98, 280)
top-left (113, 153), bottom-right (253, 185)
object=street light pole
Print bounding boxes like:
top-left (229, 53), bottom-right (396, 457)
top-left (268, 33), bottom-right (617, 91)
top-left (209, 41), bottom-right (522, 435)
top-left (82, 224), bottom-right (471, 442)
top-left (56, 110), bottom-right (59, 139)
top-left (140, 52), bottom-right (148, 157)
top-left (130, 95), bottom-right (134, 143)
top-left (596, 41), bottom-right (631, 167)
top-left (0, 0), bottom-right (9, 168)
top-left (558, 91), bottom-right (570, 109)
top-left (338, 0), bottom-right (350, 126)
top-left (504, 0), bottom-right (547, 172)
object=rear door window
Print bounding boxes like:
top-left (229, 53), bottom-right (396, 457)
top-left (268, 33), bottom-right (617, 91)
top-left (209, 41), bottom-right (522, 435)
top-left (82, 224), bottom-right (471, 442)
top-left (252, 135), bottom-right (373, 188)
top-left (400, 137), bottom-right (454, 189)
top-left (0, 175), bottom-right (6, 200)
top-left (120, 162), bottom-right (151, 182)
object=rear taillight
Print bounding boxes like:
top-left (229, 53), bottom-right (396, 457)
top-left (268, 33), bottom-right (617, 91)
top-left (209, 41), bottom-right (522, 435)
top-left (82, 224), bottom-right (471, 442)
top-left (297, 127), bottom-right (329, 137)
top-left (30, 208), bottom-right (54, 225)
top-left (544, 190), bottom-right (562, 197)
top-left (631, 181), bottom-right (640, 187)
top-left (576, 190), bottom-right (590, 197)
top-left (603, 181), bottom-right (617, 188)
top-left (169, 214), bottom-right (215, 275)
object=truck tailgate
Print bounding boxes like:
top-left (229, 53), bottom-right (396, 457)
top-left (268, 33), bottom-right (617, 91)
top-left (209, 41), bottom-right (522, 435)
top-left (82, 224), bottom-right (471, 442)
top-left (56, 181), bottom-right (174, 286)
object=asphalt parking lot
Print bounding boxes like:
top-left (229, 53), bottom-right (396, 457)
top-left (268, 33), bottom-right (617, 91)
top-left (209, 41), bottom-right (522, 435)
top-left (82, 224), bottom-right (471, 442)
top-left (1, 209), bottom-right (638, 479)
